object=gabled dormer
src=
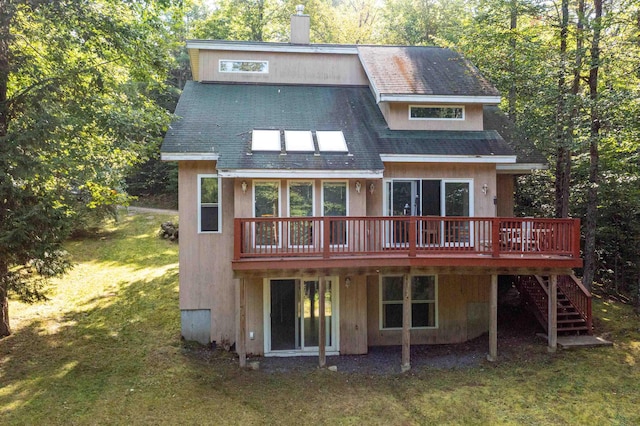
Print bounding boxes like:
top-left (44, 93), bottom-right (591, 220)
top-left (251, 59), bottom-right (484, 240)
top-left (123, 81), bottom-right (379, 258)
top-left (358, 46), bottom-right (501, 131)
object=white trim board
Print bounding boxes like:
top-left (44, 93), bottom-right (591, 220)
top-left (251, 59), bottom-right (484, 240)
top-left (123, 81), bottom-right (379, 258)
top-left (379, 154), bottom-right (516, 164)
top-left (161, 153), bottom-right (219, 161)
top-left (219, 169), bottom-right (384, 179)
top-left (187, 40), bottom-right (358, 55)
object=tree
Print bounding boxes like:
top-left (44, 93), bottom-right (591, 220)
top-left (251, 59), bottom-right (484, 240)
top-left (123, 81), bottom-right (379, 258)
top-left (582, 0), bottom-right (603, 290)
top-left (0, 0), bottom-right (172, 337)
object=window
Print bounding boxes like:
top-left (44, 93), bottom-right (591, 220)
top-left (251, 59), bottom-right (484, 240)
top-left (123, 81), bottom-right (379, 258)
top-left (409, 106), bottom-right (464, 120)
top-left (385, 179), bottom-right (473, 245)
top-left (288, 182), bottom-right (314, 246)
top-left (199, 175), bottom-right (220, 233)
top-left (285, 131), bottom-right (314, 152)
top-left (254, 181), bottom-right (280, 245)
top-left (323, 182), bottom-right (347, 245)
top-left (252, 130), bottom-right (281, 151)
top-left (380, 275), bottom-right (437, 329)
top-left (219, 60), bottom-right (268, 73)
top-left (316, 131), bottom-right (348, 152)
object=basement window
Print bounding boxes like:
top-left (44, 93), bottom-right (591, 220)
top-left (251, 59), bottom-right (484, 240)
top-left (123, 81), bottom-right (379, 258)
top-left (409, 106), bottom-right (464, 120)
top-left (380, 275), bottom-right (437, 329)
top-left (219, 60), bottom-right (269, 73)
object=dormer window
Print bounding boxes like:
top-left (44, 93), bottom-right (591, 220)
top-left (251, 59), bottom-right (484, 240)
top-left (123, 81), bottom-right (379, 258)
top-left (409, 106), bottom-right (464, 120)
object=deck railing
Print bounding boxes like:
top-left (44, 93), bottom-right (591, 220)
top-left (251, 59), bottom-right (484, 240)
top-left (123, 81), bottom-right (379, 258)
top-left (234, 216), bottom-right (581, 260)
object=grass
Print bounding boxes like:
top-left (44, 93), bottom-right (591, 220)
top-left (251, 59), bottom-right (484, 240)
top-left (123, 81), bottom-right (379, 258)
top-left (1, 212), bottom-right (639, 425)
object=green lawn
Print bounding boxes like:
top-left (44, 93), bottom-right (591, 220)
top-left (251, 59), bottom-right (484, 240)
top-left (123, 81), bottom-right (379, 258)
top-left (1, 213), bottom-right (638, 425)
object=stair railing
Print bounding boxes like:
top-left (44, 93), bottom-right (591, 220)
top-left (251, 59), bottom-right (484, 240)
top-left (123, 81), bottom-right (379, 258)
top-left (557, 274), bottom-right (593, 334)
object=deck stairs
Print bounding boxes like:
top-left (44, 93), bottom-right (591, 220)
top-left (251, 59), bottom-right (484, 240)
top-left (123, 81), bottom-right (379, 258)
top-left (515, 274), bottom-right (592, 335)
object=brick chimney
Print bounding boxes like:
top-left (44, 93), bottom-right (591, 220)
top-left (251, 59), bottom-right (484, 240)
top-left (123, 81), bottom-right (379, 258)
top-left (290, 5), bottom-right (310, 44)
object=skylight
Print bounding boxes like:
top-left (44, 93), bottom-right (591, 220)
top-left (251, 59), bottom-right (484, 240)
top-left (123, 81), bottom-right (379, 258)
top-left (251, 130), bottom-right (281, 151)
top-left (285, 131), bottom-right (314, 152)
top-left (316, 131), bottom-right (348, 152)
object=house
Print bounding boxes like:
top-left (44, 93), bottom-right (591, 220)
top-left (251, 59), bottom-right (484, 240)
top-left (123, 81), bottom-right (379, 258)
top-left (161, 9), bottom-right (590, 369)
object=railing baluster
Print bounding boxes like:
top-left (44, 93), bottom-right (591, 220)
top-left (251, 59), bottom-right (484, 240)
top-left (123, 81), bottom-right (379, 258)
top-left (235, 216), bottom-right (581, 260)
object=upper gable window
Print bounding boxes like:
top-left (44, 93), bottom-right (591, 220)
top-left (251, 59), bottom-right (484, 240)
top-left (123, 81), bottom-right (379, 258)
top-left (409, 106), bottom-right (464, 120)
top-left (219, 60), bottom-right (269, 74)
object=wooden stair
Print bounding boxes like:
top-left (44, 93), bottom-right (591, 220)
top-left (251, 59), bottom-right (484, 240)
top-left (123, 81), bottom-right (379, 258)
top-left (516, 274), bottom-right (592, 335)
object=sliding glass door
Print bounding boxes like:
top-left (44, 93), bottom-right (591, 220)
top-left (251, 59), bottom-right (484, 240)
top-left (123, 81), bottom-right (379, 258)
top-left (266, 278), bottom-right (337, 354)
top-left (386, 179), bottom-right (473, 246)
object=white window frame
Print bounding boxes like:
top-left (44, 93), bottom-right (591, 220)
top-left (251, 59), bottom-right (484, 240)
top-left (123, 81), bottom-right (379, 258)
top-left (198, 174), bottom-right (221, 234)
top-left (408, 105), bottom-right (465, 121)
top-left (287, 180), bottom-right (315, 217)
top-left (219, 59), bottom-right (269, 74)
top-left (287, 181), bottom-right (315, 248)
top-left (382, 178), bottom-right (474, 247)
top-left (321, 180), bottom-right (349, 248)
top-left (253, 180), bottom-right (281, 248)
top-left (379, 275), bottom-right (438, 330)
top-left (382, 178), bottom-right (475, 217)
top-left (263, 276), bottom-right (340, 356)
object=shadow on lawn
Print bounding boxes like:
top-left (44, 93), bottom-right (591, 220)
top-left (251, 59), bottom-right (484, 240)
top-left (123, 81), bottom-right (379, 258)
top-left (0, 268), bottom-right (180, 422)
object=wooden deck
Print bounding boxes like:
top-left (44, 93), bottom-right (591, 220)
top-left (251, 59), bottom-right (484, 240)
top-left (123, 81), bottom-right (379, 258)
top-left (233, 216), bottom-right (582, 273)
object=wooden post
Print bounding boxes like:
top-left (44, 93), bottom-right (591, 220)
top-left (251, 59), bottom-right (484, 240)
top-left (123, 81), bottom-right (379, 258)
top-left (487, 274), bottom-right (498, 361)
top-left (238, 278), bottom-right (247, 368)
top-left (492, 218), bottom-right (500, 257)
top-left (318, 277), bottom-right (326, 368)
top-left (401, 274), bottom-right (411, 372)
top-left (548, 274), bottom-right (558, 352)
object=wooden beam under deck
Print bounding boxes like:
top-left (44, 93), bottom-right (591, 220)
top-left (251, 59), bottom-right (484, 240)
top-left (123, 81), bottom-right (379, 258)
top-left (232, 255), bottom-right (580, 279)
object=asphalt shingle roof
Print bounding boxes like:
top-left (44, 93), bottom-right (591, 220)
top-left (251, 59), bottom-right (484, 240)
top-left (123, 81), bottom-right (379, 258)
top-left (161, 82), bottom-right (384, 172)
top-left (162, 82), bottom-right (543, 170)
top-left (483, 106), bottom-right (547, 164)
top-left (358, 46), bottom-right (500, 97)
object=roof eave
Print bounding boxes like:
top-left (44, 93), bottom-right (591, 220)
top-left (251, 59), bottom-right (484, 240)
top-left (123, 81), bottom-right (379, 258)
top-left (218, 169), bottom-right (384, 179)
top-left (185, 40), bottom-right (358, 55)
top-left (496, 163), bottom-right (549, 174)
top-left (357, 49), bottom-right (382, 103)
top-left (380, 154), bottom-right (517, 164)
top-left (379, 94), bottom-right (501, 104)
top-left (161, 152), bottom-right (219, 161)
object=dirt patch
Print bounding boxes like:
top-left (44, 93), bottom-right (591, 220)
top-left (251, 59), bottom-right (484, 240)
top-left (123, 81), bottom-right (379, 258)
top-left (250, 307), bottom-right (545, 374)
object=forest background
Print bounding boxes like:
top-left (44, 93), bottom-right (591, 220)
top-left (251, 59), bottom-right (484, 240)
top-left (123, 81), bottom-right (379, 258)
top-left (1, 0), bottom-right (639, 337)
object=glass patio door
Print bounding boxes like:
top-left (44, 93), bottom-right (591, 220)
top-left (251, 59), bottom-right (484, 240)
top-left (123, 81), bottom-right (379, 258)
top-left (386, 180), bottom-right (472, 246)
top-left (267, 278), bottom-right (336, 354)
top-left (299, 280), bottom-right (333, 350)
top-left (387, 180), bottom-right (418, 245)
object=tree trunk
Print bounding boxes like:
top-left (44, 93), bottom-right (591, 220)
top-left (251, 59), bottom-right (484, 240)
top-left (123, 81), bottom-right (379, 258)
top-left (582, 0), bottom-right (603, 291)
top-left (554, 0), bottom-right (570, 218)
top-left (0, 261), bottom-right (10, 337)
top-left (0, 0), bottom-right (14, 136)
top-left (508, 0), bottom-right (517, 122)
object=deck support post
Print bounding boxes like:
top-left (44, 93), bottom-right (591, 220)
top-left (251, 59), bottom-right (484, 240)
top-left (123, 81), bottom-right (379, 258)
top-left (548, 274), bottom-right (558, 352)
top-left (318, 277), bottom-right (326, 368)
top-left (487, 274), bottom-right (498, 362)
top-left (239, 278), bottom-right (247, 368)
top-left (401, 273), bottom-right (411, 372)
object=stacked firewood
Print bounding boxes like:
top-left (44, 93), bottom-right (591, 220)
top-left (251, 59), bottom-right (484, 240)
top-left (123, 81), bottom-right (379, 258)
top-left (159, 222), bottom-right (179, 242)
